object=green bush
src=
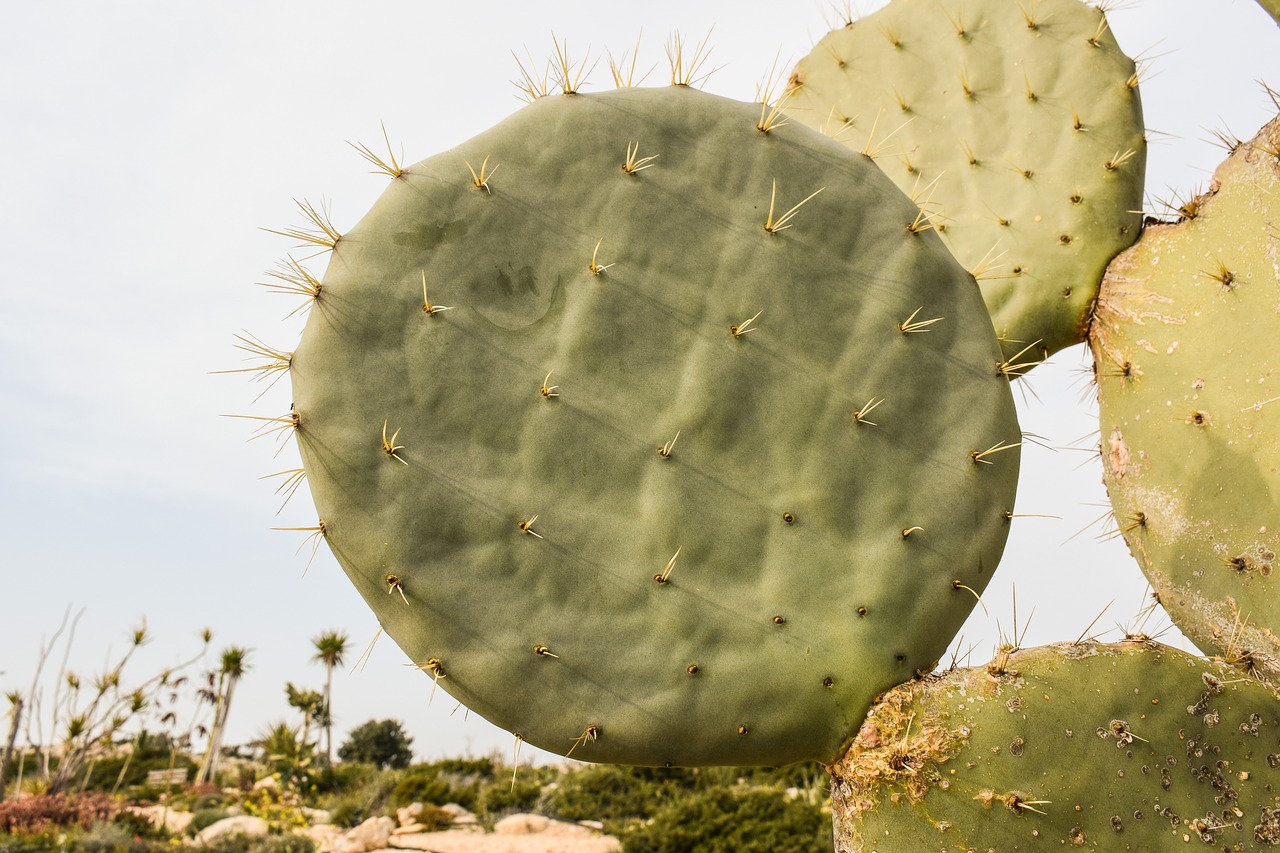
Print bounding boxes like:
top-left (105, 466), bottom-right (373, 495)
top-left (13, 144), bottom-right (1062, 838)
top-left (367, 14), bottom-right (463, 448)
top-left (544, 765), bottom-right (688, 824)
top-left (431, 758), bottom-right (495, 779)
top-left (188, 808), bottom-right (231, 835)
top-left (0, 828), bottom-right (71, 852)
top-left (617, 787), bottom-right (829, 853)
top-left (200, 833), bottom-right (316, 853)
top-left (388, 764), bottom-right (477, 812)
top-left (319, 768), bottom-right (398, 829)
top-left (476, 776), bottom-right (542, 818)
top-left (78, 820), bottom-right (132, 853)
top-left (311, 761), bottom-right (378, 796)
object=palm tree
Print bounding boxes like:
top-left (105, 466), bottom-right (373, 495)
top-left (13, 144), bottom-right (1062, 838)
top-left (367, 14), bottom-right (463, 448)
top-left (310, 630), bottom-right (347, 765)
top-left (197, 646), bottom-right (250, 784)
top-left (285, 683), bottom-right (324, 751)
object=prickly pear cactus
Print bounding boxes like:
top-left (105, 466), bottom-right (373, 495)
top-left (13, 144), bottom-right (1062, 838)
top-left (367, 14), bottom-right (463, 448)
top-left (1091, 116), bottom-right (1280, 689)
top-left (285, 85), bottom-right (1021, 766)
top-left (785, 0), bottom-right (1146, 364)
top-left (830, 640), bottom-right (1280, 851)
top-left (1258, 0), bottom-right (1280, 25)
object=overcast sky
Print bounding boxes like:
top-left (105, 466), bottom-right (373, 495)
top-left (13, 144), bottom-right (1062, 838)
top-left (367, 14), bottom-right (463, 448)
top-left (1, 1), bottom-right (1277, 767)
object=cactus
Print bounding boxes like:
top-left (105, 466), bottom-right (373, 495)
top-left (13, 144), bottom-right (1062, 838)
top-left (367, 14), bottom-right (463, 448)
top-left (275, 83), bottom-right (1022, 767)
top-left (783, 0), bottom-right (1146, 365)
top-left (829, 640), bottom-right (1280, 851)
top-left (1258, 0), bottom-right (1280, 25)
top-left (1090, 115), bottom-right (1280, 689)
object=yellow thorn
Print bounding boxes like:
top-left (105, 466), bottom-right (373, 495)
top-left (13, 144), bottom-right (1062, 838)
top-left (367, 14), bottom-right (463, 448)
top-left (730, 310), bottom-right (762, 337)
top-left (971, 440), bottom-right (1022, 464)
top-left (763, 180), bottom-right (825, 234)
top-left (518, 515), bottom-right (543, 539)
top-left (381, 420), bottom-right (408, 465)
top-left (588, 239), bottom-right (615, 275)
top-left (898, 307), bottom-right (944, 333)
top-left (465, 156), bottom-right (499, 193)
top-left (347, 122), bottom-right (404, 178)
top-left (852, 397), bottom-right (884, 425)
top-left (421, 271), bottom-right (452, 315)
top-left (622, 141), bottom-right (658, 174)
top-left (539, 370), bottom-right (559, 399)
top-left (656, 547), bottom-right (681, 583)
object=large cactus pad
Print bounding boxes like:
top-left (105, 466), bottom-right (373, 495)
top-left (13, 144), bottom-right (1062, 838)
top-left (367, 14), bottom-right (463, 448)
top-left (785, 0), bottom-right (1146, 363)
top-left (1091, 116), bottom-right (1280, 689)
top-left (290, 86), bottom-right (1020, 766)
top-left (830, 641), bottom-right (1280, 851)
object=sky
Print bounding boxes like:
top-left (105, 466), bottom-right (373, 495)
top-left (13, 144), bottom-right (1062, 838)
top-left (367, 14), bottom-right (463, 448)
top-left (1, 0), bottom-right (1277, 768)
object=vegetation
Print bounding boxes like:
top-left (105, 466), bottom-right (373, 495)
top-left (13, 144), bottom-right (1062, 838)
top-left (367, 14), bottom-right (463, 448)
top-left (336, 718), bottom-right (412, 770)
top-left (0, 747), bottom-right (829, 851)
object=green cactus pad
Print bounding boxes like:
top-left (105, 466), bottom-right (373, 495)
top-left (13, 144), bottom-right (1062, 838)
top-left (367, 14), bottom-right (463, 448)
top-left (1090, 116), bottom-right (1280, 689)
top-left (830, 640), bottom-right (1280, 851)
top-left (288, 85), bottom-right (1020, 766)
top-left (785, 0), bottom-right (1146, 363)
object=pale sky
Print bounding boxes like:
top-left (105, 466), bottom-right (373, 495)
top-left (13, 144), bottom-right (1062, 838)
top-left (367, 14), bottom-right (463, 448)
top-left (1, 1), bottom-right (1277, 766)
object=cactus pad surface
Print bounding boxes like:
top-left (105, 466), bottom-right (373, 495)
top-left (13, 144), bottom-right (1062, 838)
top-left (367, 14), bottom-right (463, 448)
top-left (830, 641), bottom-right (1280, 851)
top-left (785, 0), bottom-right (1146, 363)
top-left (288, 86), bottom-right (1020, 766)
top-left (1091, 116), bottom-right (1280, 689)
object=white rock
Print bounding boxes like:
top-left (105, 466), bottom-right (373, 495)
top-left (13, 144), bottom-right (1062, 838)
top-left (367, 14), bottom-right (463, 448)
top-left (303, 806), bottom-right (333, 825)
top-left (493, 813), bottom-right (601, 838)
top-left (396, 802), bottom-right (424, 827)
top-left (196, 815), bottom-right (270, 844)
top-left (126, 804), bottom-right (193, 834)
top-left (331, 815), bottom-right (395, 853)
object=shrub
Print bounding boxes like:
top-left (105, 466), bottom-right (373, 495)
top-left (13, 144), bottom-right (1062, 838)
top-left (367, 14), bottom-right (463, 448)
top-left (617, 787), bottom-right (829, 853)
top-left (200, 834), bottom-right (316, 853)
top-left (319, 768), bottom-right (398, 829)
top-left (388, 764), bottom-right (477, 812)
top-left (188, 807), bottom-right (231, 835)
top-left (544, 765), bottom-right (686, 824)
top-left (0, 792), bottom-right (120, 833)
top-left (476, 776), bottom-right (542, 818)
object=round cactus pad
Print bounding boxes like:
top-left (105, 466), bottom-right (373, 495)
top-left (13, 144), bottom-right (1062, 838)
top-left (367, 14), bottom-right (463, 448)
top-left (829, 641), bottom-right (1280, 851)
top-left (290, 86), bottom-right (1021, 766)
top-left (785, 0), bottom-right (1146, 363)
top-left (1092, 116), bottom-right (1280, 689)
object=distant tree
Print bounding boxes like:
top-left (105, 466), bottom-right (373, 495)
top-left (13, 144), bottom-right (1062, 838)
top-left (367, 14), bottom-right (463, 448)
top-left (197, 646), bottom-right (250, 784)
top-left (338, 719), bottom-right (413, 770)
top-left (310, 630), bottom-right (348, 766)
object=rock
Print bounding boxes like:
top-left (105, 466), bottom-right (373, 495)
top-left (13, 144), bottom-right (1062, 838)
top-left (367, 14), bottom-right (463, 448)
top-left (439, 803), bottom-right (477, 825)
top-left (126, 804), bottom-right (193, 834)
top-left (331, 815), bottom-right (395, 853)
top-left (493, 814), bottom-right (603, 838)
top-left (396, 802), bottom-right (423, 827)
top-left (577, 820), bottom-right (605, 831)
top-left (493, 814), bottom-right (553, 835)
top-left (252, 774), bottom-right (279, 790)
top-left (392, 823), bottom-right (426, 835)
top-left (297, 823), bottom-right (343, 849)
top-left (303, 806), bottom-right (333, 825)
top-left (196, 815), bottom-right (270, 845)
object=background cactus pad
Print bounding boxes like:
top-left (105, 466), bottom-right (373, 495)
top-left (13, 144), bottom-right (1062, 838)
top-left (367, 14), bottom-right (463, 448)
top-left (288, 85), bottom-right (1020, 766)
top-left (785, 0), bottom-right (1146, 363)
top-left (1091, 115), bottom-right (1280, 690)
